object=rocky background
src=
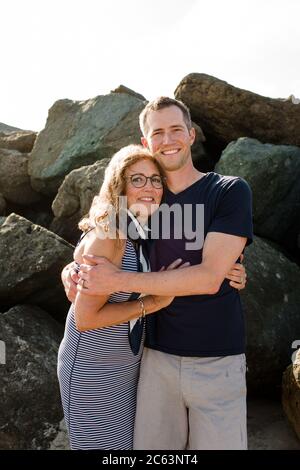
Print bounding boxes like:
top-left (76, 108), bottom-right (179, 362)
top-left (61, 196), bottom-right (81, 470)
top-left (0, 75), bottom-right (299, 449)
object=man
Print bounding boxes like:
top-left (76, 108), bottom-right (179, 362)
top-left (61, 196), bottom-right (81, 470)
top-left (62, 97), bottom-right (252, 449)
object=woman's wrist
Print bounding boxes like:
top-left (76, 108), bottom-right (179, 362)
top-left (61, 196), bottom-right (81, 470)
top-left (143, 295), bottom-right (157, 315)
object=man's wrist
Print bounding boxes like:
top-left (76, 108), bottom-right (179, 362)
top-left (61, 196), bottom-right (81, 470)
top-left (115, 270), bottom-right (135, 293)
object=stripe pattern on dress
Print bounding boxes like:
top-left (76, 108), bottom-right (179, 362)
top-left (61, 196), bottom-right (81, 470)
top-left (57, 239), bottom-right (144, 450)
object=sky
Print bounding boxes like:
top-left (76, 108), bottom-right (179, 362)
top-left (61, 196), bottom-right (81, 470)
top-left (1, 0), bottom-right (299, 131)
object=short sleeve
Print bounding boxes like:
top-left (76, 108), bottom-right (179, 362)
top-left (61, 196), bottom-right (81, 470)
top-left (208, 177), bottom-right (253, 246)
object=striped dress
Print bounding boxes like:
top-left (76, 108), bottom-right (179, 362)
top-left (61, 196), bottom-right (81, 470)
top-left (57, 238), bottom-right (144, 450)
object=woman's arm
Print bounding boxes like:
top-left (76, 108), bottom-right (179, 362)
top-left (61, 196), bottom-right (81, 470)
top-left (76, 294), bottom-right (170, 331)
top-left (74, 232), bottom-right (180, 332)
top-left (74, 231), bottom-right (121, 331)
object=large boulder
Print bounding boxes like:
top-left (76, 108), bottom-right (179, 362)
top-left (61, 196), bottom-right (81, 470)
top-left (0, 130), bottom-right (37, 153)
top-left (52, 158), bottom-right (109, 219)
top-left (0, 305), bottom-right (63, 449)
top-left (282, 349), bottom-right (300, 440)
top-left (241, 236), bottom-right (300, 395)
top-left (175, 74), bottom-right (300, 152)
top-left (50, 158), bottom-right (109, 243)
top-left (28, 92), bottom-right (146, 196)
top-left (0, 213), bottom-right (73, 321)
top-left (215, 138), bottom-right (300, 250)
top-left (0, 148), bottom-right (41, 205)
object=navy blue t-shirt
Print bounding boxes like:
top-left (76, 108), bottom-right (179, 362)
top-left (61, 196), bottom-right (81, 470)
top-left (145, 172), bottom-right (253, 357)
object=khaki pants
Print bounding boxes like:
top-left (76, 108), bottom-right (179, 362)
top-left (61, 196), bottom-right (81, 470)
top-left (133, 348), bottom-right (247, 450)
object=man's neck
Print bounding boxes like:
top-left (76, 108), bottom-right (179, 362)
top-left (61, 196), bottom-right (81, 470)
top-left (165, 164), bottom-right (206, 194)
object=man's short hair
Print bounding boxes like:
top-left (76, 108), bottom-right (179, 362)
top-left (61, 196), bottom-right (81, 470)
top-left (139, 96), bottom-right (192, 136)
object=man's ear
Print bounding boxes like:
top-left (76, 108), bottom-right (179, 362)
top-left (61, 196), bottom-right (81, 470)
top-left (189, 127), bottom-right (196, 146)
top-left (141, 136), bottom-right (149, 148)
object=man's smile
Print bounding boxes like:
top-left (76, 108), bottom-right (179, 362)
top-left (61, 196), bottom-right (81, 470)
top-left (161, 148), bottom-right (181, 156)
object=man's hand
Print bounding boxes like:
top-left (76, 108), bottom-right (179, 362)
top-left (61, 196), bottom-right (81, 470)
top-left (77, 255), bottom-right (120, 296)
top-left (225, 254), bottom-right (247, 290)
top-left (77, 255), bottom-right (191, 297)
top-left (61, 262), bottom-right (79, 303)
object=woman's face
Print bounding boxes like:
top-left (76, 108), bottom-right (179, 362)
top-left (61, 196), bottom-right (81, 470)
top-left (124, 159), bottom-right (163, 219)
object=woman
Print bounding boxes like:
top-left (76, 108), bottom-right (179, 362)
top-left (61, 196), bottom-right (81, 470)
top-left (58, 144), bottom-right (246, 450)
top-left (57, 144), bottom-right (185, 450)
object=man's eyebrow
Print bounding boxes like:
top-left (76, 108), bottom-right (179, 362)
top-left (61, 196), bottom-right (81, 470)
top-left (152, 124), bottom-right (185, 132)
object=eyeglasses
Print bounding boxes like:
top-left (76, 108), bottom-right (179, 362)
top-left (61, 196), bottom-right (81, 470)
top-left (125, 173), bottom-right (164, 189)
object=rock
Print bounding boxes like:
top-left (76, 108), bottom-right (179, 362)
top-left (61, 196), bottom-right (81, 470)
top-left (175, 74), bottom-right (300, 152)
top-left (111, 84), bottom-right (146, 101)
top-left (50, 158), bottom-right (109, 243)
top-left (284, 95), bottom-right (300, 105)
top-left (0, 148), bottom-right (41, 205)
top-left (0, 213), bottom-right (73, 321)
top-left (0, 305), bottom-right (63, 449)
top-left (49, 419), bottom-right (69, 450)
top-left (28, 93), bottom-right (146, 196)
top-left (50, 212), bottom-right (82, 247)
top-left (0, 216), bottom-right (6, 226)
top-left (282, 349), bottom-right (300, 440)
top-left (52, 158), bottom-right (109, 219)
top-left (0, 193), bottom-right (6, 215)
top-left (248, 398), bottom-right (300, 449)
top-left (192, 122), bottom-right (214, 171)
top-left (240, 236), bottom-right (300, 395)
top-left (0, 122), bottom-right (22, 133)
top-left (215, 138), bottom-right (300, 249)
top-left (0, 130), bottom-right (37, 153)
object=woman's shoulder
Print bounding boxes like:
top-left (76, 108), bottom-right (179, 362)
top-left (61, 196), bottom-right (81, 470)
top-left (75, 227), bottom-right (125, 265)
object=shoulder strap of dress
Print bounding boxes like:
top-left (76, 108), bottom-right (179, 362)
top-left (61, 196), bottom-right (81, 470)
top-left (75, 227), bottom-right (95, 248)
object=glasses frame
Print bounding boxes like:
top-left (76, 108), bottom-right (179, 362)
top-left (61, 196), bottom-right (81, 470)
top-left (125, 173), bottom-right (165, 189)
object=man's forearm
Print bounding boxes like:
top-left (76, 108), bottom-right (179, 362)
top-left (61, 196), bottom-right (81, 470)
top-left (116, 264), bottom-right (219, 296)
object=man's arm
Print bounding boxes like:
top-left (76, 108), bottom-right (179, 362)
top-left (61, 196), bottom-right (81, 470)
top-left (78, 232), bottom-right (247, 297)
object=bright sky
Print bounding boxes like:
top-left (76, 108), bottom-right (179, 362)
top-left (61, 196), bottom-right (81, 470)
top-left (1, 0), bottom-right (299, 131)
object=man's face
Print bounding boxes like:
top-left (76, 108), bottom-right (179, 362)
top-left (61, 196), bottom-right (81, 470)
top-left (141, 105), bottom-right (195, 173)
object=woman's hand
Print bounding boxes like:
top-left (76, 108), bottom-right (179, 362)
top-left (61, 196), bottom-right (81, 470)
top-left (151, 258), bottom-right (190, 309)
top-left (225, 254), bottom-right (247, 290)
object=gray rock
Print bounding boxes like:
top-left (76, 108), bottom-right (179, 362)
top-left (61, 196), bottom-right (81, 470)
top-left (0, 305), bottom-right (63, 449)
top-left (0, 148), bottom-right (41, 205)
top-left (51, 158), bottom-right (109, 243)
top-left (282, 349), bottom-right (300, 441)
top-left (0, 122), bottom-right (22, 133)
top-left (175, 74), bottom-right (300, 149)
top-left (0, 213), bottom-right (73, 320)
top-left (0, 193), bottom-right (6, 215)
top-left (241, 236), bottom-right (300, 394)
top-left (28, 93), bottom-right (146, 195)
top-left (215, 138), bottom-right (300, 247)
top-left (0, 130), bottom-right (37, 153)
top-left (49, 419), bottom-right (69, 450)
top-left (248, 398), bottom-right (300, 449)
top-left (0, 216), bottom-right (6, 226)
top-left (111, 84), bottom-right (146, 101)
top-left (52, 158), bottom-right (109, 219)
top-left (191, 122), bottom-right (212, 171)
